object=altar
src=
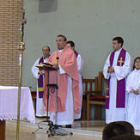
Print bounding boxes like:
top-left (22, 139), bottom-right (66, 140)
top-left (0, 86), bottom-right (35, 140)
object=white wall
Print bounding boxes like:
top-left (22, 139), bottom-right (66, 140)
top-left (23, 0), bottom-right (140, 90)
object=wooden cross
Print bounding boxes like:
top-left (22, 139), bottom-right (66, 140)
top-left (118, 57), bottom-right (124, 66)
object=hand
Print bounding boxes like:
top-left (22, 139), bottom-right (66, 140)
top-left (38, 70), bottom-right (45, 75)
top-left (108, 67), bottom-right (114, 73)
top-left (52, 64), bottom-right (59, 69)
top-left (133, 90), bottom-right (139, 95)
top-left (130, 90), bottom-right (134, 93)
top-left (48, 62), bottom-right (53, 65)
top-left (131, 90), bottom-right (139, 95)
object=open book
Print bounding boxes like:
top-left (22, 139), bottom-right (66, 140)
top-left (36, 62), bottom-right (57, 70)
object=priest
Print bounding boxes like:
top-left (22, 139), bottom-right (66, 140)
top-left (31, 46), bottom-right (50, 117)
top-left (66, 41), bottom-right (84, 120)
top-left (43, 35), bottom-right (81, 127)
top-left (103, 37), bottom-right (131, 124)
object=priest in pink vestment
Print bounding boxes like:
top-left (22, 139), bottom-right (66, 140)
top-left (43, 34), bottom-right (81, 128)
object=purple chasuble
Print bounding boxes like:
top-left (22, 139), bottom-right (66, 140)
top-left (106, 48), bottom-right (126, 109)
top-left (38, 57), bottom-right (44, 98)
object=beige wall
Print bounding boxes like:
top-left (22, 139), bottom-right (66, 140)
top-left (23, 0), bottom-right (140, 90)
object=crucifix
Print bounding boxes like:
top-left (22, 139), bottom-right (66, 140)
top-left (118, 57), bottom-right (124, 66)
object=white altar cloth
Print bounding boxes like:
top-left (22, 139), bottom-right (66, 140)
top-left (0, 86), bottom-right (35, 123)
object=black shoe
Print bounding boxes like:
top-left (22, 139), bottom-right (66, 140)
top-left (54, 125), bottom-right (62, 129)
top-left (65, 125), bottom-right (72, 128)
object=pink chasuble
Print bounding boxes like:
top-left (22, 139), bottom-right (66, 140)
top-left (43, 46), bottom-right (81, 113)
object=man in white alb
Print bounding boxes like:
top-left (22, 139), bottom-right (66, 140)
top-left (31, 46), bottom-right (50, 117)
top-left (103, 37), bottom-right (131, 124)
top-left (66, 41), bottom-right (84, 120)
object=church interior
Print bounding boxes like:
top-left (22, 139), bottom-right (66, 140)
top-left (0, 0), bottom-right (140, 140)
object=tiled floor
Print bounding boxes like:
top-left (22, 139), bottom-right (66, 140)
top-left (34, 118), bottom-right (106, 131)
top-left (73, 120), bottom-right (106, 131)
top-left (6, 118), bottom-right (140, 140)
top-left (6, 120), bottom-right (102, 140)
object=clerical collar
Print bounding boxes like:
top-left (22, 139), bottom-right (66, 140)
top-left (116, 48), bottom-right (122, 52)
top-left (43, 56), bottom-right (49, 60)
top-left (58, 49), bottom-right (63, 52)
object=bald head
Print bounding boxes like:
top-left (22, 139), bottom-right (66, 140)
top-left (42, 46), bottom-right (50, 58)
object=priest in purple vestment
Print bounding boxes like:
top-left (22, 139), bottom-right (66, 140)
top-left (31, 46), bottom-right (50, 117)
top-left (103, 37), bottom-right (131, 124)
